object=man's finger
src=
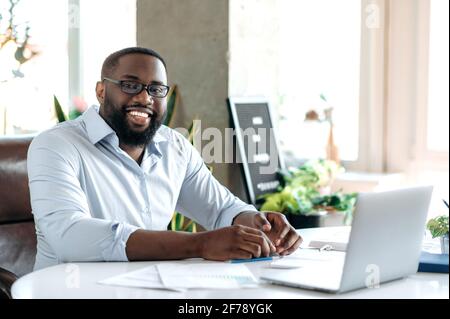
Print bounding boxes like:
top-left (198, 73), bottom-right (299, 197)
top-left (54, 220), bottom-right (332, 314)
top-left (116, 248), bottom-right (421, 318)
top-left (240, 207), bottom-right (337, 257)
top-left (275, 224), bottom-right (291, 246)
top-left (255, 213), bottom-right (271, 232)
top-left (241, 231), bottom-right (274, 256)
top-left (237, 225), bottom-right (275, 250)
top-left (281, 236), bottom-right (303, 256)
top-left (236, 224), bottom-right (264, 235)
top-left (237, 241), bottom-right (262, 258)
top-left (278, 231), bottom-right (302, 254)
top-left (231, 249), bottom-right (253, 260)
top-left (266, 213), bottom-right (290, 245)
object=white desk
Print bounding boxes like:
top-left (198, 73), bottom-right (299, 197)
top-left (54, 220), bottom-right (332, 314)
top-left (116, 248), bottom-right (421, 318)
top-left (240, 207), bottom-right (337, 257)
top-left (12, 227), bottom-right (449, 299)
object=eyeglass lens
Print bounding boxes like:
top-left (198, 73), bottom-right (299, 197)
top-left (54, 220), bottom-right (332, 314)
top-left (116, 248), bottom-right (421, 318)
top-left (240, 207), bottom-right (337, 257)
top-left (121, 81), bottom-right (168, 97)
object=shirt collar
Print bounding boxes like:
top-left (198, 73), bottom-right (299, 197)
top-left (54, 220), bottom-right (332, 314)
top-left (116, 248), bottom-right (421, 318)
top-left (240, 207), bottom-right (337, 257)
top-left (82, 105), bottom-right (168, 148)
top-left (83, 106), bottom-right (116, 145)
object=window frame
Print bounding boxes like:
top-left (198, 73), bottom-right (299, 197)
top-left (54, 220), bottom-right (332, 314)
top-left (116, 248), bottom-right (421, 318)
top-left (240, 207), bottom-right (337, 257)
top-left (413, 0), bottom-right (449, 171)
top-left (336, 0), bottom-right (388, 173)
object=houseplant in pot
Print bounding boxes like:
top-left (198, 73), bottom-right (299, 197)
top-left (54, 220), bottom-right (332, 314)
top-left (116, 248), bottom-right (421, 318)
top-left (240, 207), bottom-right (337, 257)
top-left (258, 159), bottom-right (357, 228)
top-left (427, 215), bottom-right (449, 254)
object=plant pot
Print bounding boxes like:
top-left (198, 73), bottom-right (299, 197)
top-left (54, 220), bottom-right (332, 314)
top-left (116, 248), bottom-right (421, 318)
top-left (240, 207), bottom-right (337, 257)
top-left (286, 211), bottom-right (346, 229)
top-left (287, 213), bottom-right (323, 229)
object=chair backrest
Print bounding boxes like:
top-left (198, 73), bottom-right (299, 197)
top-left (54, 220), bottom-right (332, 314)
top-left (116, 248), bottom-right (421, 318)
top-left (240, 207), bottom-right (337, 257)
top-left (0, 135), bottom-right (36, 277)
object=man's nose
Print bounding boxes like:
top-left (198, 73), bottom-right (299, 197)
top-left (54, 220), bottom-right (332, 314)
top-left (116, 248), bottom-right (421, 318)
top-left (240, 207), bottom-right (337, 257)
top-left (132, 88), bottom-right (154, 105)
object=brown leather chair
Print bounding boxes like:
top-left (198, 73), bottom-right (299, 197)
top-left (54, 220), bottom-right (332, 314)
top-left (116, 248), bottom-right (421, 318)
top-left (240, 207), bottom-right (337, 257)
top-left (0, 135), bottom-right (36, 299)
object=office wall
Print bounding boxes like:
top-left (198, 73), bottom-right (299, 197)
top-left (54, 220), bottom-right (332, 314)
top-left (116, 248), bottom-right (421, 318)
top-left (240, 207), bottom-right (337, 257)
top-left (137, 0), bottom-right (249, 200)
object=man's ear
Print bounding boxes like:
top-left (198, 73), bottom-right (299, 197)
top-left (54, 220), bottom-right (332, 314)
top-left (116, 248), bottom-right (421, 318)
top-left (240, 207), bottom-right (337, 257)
top-left (96, 81), bottom-right (105, 105)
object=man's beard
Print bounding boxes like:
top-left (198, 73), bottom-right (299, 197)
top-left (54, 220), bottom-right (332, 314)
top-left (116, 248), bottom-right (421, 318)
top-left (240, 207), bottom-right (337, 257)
top-left (103, 95), bottom-right (163, 147)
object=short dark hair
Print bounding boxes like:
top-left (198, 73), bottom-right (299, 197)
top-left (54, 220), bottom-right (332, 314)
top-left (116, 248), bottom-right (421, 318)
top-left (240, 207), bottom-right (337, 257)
top-left (101, 47), bottom-right (167, 79)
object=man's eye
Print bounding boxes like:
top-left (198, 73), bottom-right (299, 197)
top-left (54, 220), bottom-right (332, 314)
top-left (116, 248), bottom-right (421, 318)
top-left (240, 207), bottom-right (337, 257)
top-left (149, 86), bottom-right (164, 94)
top-left (122, 82), bottom-right (141, 90)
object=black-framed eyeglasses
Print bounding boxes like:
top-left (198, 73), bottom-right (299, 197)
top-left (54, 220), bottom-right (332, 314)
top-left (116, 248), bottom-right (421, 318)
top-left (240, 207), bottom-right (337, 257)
top-left (103, 77), bottom-right (170, 98)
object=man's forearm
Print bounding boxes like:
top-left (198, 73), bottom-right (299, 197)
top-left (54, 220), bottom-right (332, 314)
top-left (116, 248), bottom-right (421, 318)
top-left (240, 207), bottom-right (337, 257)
top-left (125, 229), bottom-right (204, 261)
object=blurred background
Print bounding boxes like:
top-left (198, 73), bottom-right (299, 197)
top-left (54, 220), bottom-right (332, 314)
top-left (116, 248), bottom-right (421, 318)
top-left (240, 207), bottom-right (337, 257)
top-left (0, 0), bottom-right (448, 220)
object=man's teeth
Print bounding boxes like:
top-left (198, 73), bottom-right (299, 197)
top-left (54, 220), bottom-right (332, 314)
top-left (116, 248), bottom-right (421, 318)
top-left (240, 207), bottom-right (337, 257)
top-left (129, 111), bottom-right (149, 118)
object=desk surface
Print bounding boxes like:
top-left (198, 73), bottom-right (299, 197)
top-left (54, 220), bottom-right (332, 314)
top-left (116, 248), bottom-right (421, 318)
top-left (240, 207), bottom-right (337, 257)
top-left (12, 227), bottom-right (449, 299)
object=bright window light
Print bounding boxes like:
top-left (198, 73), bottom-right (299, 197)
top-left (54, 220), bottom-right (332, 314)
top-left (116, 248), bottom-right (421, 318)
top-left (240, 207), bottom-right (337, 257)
top-left (0, 0), bottom-right (68, 134)
top-left (277, 0), bottom-right (361, 162)
top-left (427, 0), bottom-right (449, 152)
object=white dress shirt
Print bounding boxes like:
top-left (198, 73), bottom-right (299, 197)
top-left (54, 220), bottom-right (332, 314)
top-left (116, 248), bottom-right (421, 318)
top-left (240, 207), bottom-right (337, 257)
top-left (28, 106), bottom-right (256, 270)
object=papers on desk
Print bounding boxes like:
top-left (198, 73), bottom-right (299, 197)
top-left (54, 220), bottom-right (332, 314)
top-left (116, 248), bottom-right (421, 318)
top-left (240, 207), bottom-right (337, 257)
top-left (306, 229), bottom-right (350, 252)
top-left (308, 240), bottom-right (347, 252)
top-left (98, 265), bottom-right (181, 291)
top-left (98, 262), bottom-right (258, 291)
top-left (157, 263), bottom-right (258, 289)
top-left (270, 247), bottom-right (346, 269)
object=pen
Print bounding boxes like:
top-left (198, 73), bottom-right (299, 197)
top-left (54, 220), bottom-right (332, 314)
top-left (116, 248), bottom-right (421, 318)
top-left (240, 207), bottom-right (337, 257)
top-left (230, 256), bottom-right (274, 263)
top-left (230, 253), bottom-right (280, 263)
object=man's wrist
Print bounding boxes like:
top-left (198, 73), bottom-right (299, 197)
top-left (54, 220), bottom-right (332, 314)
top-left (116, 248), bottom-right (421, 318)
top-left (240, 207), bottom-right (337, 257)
top-left (232, 210), bottom-right (260, 226)
top-left (191, 231), bottom-right (207, 258)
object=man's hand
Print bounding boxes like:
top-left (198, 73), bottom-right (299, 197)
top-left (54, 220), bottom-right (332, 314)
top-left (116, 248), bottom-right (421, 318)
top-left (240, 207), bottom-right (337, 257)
top-left (233, 211), bottom-right (302, 256)
top-left (198, 225), bottom-right (276, 261)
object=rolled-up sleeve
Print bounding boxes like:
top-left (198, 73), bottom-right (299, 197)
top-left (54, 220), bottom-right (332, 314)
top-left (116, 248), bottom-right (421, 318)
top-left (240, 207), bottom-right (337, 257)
top-left (28, 133), bottom-right (139, 263)
top-left (175, 136), bottom-right (257, 230)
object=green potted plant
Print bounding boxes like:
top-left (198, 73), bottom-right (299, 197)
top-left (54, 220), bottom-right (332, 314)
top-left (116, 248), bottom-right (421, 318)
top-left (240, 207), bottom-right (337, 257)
top-left (427, 215), bottom-right (449, 254)
top-left (54, 95), bottom-right (87, 122)
top-left (258, 159), bottom-right (357, 228)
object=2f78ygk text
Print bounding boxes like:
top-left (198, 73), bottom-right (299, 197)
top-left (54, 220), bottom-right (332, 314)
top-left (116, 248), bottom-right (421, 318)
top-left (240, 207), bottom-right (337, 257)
top-left (177, 303), bottom-right (273, 317)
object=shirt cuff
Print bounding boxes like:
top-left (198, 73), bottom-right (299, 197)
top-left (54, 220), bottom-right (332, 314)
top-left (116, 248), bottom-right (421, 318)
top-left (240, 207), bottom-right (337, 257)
top-left (214, 202), bottom-right (258, 229)
top-left (101, 222), bottom-right (140, 261)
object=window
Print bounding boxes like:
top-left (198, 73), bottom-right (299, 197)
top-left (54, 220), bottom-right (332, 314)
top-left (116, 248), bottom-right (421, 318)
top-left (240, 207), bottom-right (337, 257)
top-left (277, 0), bottom-right (361, 163)
top-left (416, 0), bottom-right (449, 217)
top-left (427, 0), bottom-right (449, 153)
top-left (77, 0), bottom-right (136, 108)
top-left (0, 0), bottom-right (136, 135)
top-left (229, 0), bottom-right (362, 165)
top-left (0, 0), bottom-right (69, 134)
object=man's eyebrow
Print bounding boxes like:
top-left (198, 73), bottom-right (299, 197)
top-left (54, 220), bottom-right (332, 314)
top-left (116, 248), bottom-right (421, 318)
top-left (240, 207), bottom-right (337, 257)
top-left (121, 74), bottom-right (140, 80)
top-left (150, 80), bottom-right (165, 85)
top-left (121, 74), bottom-right (165, 85)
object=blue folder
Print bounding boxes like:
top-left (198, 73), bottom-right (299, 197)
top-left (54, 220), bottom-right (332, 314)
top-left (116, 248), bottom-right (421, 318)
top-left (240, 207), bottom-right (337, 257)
top-left (418, 251), bottom-right (449, 273)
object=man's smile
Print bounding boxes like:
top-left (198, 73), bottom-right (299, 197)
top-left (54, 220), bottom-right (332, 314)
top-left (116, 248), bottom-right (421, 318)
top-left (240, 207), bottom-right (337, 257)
top-left (125, 106), bottom-right (154, 117)
top-left (124, 106), bottom-right (155, 127)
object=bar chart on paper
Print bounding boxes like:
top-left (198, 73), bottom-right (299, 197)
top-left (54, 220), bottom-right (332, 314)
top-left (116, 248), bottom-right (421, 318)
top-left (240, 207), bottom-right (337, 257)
top-left (156, 263), bottom-right (259, 289)
top-left (99, 262), bottom-right (259, 291)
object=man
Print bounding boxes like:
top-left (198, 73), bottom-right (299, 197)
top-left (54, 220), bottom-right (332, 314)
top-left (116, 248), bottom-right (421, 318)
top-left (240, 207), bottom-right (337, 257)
top-left (28, 47), bottom-right (302, 270)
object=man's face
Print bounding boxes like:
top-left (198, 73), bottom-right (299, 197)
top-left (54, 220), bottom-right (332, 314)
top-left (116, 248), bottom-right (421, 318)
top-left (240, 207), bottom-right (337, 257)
top-left (97, 53), bottom-right (168, 147)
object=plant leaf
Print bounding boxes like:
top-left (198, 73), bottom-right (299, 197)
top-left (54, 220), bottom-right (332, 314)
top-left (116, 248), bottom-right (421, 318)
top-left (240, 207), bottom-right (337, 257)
top-left (164, 85), bottom-right (177, 127)
top-left (68, 108), bottom-right (83, 120)
top-left (177, 213), bottom-right (184, 230)
top-left (427, 215), bottom-right (449, 238)
top-left (54, 95), bottom-right (67, 123)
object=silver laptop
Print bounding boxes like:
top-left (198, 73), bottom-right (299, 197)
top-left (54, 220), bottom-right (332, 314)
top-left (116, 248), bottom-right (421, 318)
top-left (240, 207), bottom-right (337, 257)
top-left (260, 186), bottom-right (433, 293)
